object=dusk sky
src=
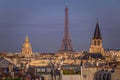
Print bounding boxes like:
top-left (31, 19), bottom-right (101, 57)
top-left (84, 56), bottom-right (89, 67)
top-left (0, 0), bottom-right (120, 53)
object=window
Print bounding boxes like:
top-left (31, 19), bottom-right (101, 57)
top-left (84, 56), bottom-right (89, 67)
top-left (94, 41), bottom-right (96, 46)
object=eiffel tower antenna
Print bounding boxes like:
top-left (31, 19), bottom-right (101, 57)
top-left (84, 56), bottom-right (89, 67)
top-left (65, 0), bottom-right (68, 7)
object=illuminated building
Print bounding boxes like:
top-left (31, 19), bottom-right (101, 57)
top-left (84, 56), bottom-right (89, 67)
top-left (22, 35), bottom-right (32, 57)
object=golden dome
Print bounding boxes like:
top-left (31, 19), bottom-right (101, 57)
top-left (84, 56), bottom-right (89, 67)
top-left (22, 35), bottom-right (32, 57)
top-left (23, 42), bottom-right (31, 48)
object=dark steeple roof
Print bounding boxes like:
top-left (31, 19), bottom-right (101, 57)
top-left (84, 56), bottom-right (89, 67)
top-left (93, 20), bottom-right (102, 39)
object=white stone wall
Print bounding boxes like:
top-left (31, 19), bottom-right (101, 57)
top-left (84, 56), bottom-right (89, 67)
top-left (111, 68), bottom-right (120, 80)
top-left (81, 67), bottom-right (101, 80)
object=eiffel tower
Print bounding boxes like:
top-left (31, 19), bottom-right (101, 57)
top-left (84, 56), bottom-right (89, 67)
top-left (58, 6), bottom-right (74, 53)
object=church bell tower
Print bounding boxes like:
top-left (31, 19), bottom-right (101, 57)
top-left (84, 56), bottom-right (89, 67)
top-left (89, 20), bottom-right (104, 55)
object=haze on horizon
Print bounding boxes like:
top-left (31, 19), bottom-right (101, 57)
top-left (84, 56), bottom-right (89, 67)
top-left (0, 0), bottom-right (120, 53)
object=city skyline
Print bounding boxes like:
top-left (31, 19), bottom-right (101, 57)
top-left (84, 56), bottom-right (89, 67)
top-left (0, 0), bottom-right (120, 53)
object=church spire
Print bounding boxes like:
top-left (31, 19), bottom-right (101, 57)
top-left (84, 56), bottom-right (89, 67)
top-left (93, 20), bottom-right (102, 39)
top-left (25, 34), bottom-right (29, 42)
top-left (89, 20), bottom-right (104, 55)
